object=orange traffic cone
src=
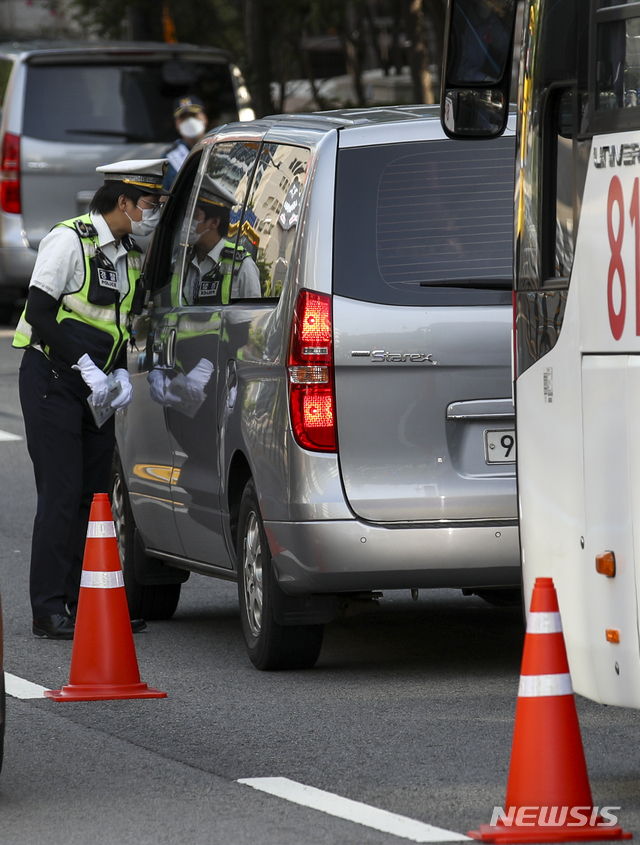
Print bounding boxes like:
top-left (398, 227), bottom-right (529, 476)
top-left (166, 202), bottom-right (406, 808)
top-left (469, 577), bottom-right (631, 843)
top-left (45, 493), bottom-right (166, 702)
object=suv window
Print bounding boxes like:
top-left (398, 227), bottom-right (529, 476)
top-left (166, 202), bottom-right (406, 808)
top-left (161, 140), bottom-right (260, 307)
top-left (334, 137), bottom-right (515, 307)
top-left (235, 142), bottom-right (311, 299)
top-left (23, 60), bottom-right (239, 144)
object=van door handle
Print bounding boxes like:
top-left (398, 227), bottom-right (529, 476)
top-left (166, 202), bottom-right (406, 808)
top-left (152, 326), bottom-right (176, 369)
top-left (165, 328), bottom-right (176, 369)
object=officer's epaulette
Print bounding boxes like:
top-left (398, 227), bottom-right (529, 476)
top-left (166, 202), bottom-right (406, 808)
top-left (73, 219), bottom-right (98, 239)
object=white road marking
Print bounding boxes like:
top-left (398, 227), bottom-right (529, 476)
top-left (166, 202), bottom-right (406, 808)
top-left (238, 777), bottom-right (471, 842)
top-left (4, 675), bottom-right (471, 841)
top-left (0, 429), bottom-right (21, 441)
top-left (5, 672), bottom-right (49, 699)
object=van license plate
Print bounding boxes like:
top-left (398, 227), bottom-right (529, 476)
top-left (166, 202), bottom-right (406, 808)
top-left (484, 429), bottom-right (516, 463)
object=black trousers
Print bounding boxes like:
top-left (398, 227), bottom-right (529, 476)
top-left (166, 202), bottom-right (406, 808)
top-left (18, 347), bottom-right (115, 618)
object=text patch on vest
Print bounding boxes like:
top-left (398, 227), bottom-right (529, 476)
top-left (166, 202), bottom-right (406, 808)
top-left (98, 268), bottom-right (118, 290)
top-left (199, 278), bottom-right (220, 299)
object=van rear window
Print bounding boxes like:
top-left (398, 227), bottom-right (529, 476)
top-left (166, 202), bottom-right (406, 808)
top-left (23, 61), bottom-right (238, 144)
top-left (334, 137), bottom-right (515, 306)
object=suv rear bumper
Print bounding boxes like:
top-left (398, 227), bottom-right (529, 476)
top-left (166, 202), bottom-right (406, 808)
top-left (265, 518), bottom-right (521, 594)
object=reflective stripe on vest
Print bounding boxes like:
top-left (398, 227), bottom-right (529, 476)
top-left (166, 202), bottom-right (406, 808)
top-left (61, 293), bottom-right (129, 326)
top-left (12, 213), bottom-right (140, 370)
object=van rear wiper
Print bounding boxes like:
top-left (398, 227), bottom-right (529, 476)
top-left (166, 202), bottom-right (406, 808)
top-left (420, 278), bottom-right (512, 290)
top-left (66, 129), bottom-right (150, 141)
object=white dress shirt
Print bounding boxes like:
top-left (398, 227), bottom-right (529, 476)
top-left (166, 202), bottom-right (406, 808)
top-left (30, 211), bottom-right (132, 301)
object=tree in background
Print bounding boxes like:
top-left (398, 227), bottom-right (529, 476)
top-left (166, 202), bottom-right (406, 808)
top-left (41, 0), bottom-right (447, 116)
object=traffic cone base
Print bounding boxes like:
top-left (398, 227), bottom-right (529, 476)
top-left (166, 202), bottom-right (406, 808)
top-left (469, 819), bottom-right (632, 843)
top-left (48, 493), bottom-right (166, 702)
top-left (45, 683), bottom-right (165, 702)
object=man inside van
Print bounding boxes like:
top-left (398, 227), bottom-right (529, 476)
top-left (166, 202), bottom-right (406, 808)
top-left (184, 175), bottom-right (261, 305)
top-left (163, 95), bottom-right (209, 190)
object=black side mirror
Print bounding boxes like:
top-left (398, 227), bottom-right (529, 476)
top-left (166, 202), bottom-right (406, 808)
top-left (441, 0), bottom-right (518, 139)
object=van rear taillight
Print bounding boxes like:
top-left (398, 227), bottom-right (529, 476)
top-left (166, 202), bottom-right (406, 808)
top-left (288, 290), bottom-right (336, 452)
top-left (1, 132), bottom-right (20, 214)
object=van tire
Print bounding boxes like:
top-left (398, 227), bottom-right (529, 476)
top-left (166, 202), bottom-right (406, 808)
top-left (237, 479), bottom-right (323, 670)
top-left (110, 454), bottom-right (181, 621)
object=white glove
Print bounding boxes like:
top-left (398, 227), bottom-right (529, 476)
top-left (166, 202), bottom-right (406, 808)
top-left (148, 368), bottom-right (181, 408)
top-left (147, 368), bottom-right (166, 405)
top-left (111, 369), bottom-right (133, 409)
top-left (73, 353), bottom-right (110, 406)
top-left (183, 358), bottom-right (214, 402)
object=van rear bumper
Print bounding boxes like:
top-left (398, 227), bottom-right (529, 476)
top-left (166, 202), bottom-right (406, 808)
top-left (265, 518), bottom-right (521, 594)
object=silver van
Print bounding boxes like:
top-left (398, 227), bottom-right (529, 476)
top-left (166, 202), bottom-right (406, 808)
top-left (0, 40), bottom-right (252, 322)
top-left (111, 105), bottom-right (520, 670)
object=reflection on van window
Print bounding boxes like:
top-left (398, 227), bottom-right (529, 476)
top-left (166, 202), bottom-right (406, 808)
top-left (23, 62), bottom-right (239, 143)
top-left (236, 143), bottom-right (311, 299)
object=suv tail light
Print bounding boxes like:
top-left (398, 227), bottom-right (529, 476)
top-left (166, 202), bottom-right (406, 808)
top-left (288, 289), bottom-right (336, 452)
top-left (1, 132), bottom-right (20, 214)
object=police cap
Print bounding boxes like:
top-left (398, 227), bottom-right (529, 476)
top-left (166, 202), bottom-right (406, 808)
top-left (173, 95), bottom-right (205, 118)
top-left (96, 158), bottom-right (170, 195)
top-left (197, 174), bottom-right (236, 210)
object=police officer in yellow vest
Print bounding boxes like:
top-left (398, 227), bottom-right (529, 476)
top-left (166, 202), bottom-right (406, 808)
top-left (13, 159), bottom-right (169, 640)
top-left (183, 174), bottom-right (261, 306)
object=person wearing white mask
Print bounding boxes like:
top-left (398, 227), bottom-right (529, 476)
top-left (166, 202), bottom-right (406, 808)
top-left (183, 175), bottom-right (261, 306)
top-left (163, 95), bottom-right (208, 190)
top-left (12, 159), bottom-right (169, 640)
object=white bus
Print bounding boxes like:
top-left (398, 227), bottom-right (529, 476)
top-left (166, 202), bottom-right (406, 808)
top-left (441, 0), bottom-right (640, 708)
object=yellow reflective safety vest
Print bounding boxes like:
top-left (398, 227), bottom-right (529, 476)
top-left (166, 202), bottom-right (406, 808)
top-left (188, 241), bottom-right (252, 306)
top-left (13, 214), bottom-right (142, 373)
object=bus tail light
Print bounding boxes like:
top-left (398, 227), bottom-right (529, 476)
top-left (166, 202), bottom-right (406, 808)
top-left (0, 132), bottom-right (20, 214)
top-left (288, 290), bottom-right (336, 452)
top-left (596, 551), bottom-right (616, 577)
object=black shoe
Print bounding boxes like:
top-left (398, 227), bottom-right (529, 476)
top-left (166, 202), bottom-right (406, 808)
top-left (32, 613), bottom-right (75, 640)
top-left (131, 618), bottom-right (147, 633)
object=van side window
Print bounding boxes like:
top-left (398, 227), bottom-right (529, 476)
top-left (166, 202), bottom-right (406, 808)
top-left (178, 141), bottom-right (260, 306)
top-left (233, 143), bottom-right (311, 300)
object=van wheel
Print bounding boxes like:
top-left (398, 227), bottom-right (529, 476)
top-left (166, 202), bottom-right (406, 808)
top-left (110, 455), bottom-right (181, 621)
top-left (237, 479), bottom-right (323, 670)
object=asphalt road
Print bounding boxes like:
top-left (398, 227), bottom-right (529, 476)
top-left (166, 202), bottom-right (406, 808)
top-left (0, 330), bottom-right (639, 845)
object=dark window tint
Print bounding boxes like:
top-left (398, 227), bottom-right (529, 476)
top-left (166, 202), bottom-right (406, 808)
top-left (23, 61), bottom-right (238, 144)
top-left (334, 137), bottom-right (515, 307)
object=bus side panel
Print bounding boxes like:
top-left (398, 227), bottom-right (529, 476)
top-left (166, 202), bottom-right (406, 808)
top-left (516, 288), bottom-right (602, 702)
top-left (518, 136), bottom-right (640, 707)
top-left (582, 356), bottom-right (640, 707)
